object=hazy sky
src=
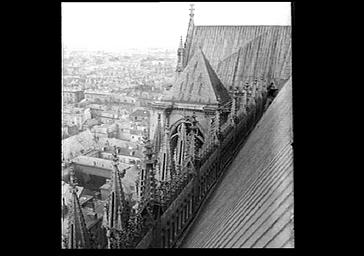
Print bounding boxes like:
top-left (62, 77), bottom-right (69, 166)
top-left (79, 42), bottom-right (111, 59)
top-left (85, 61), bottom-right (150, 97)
top-left (62, 2), bottom-right (291, 51)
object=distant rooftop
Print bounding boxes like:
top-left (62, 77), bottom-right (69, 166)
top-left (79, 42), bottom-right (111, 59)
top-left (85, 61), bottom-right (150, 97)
top-left (72, 155), bottom-right (130, 171)
top-left (84, 89), bottom-right (112, 95)
top-left (63, 87), bottom-right (84, 92)
top-left (130, 109), bottom-right (150, 118)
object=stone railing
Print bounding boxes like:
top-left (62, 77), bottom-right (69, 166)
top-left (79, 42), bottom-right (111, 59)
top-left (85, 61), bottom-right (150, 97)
top-left (160, 178), bottom-right (194, 225)
top-left (134, 87), bottom-right (272, 248)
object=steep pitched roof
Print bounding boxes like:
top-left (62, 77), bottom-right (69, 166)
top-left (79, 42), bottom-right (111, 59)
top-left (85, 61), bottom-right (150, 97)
top-left (62, 130), bottom-right (97, 160)
top-left (163, 47), bottom-right (230, 105)
top-left (186, 26), bottom-right (291, 72)
top-left (181, 78), bottom-right (293, 248)
top-left (215, 28), bottom-right (292, 89)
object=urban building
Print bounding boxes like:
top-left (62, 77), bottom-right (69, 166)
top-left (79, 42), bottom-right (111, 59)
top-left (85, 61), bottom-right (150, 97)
top-left (129, 109), bottom-right (150, 122)
top-left (84, 90), bottom-right (113, 103)
top-left (63, 88), bottom-right (85, 104)
top-left (62, 107), bottom-right (92, 129)
top-left (62, 124), bottom-right (80, 139)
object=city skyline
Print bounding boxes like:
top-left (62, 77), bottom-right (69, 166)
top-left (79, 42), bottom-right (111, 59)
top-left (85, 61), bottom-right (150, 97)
top-left (62, 2), bottom-right (291, 51)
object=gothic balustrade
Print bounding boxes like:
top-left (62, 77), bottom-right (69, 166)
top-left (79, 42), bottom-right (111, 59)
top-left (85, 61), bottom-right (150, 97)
top-left (199, 139), bottom-right (218, 162)
top-left (134, 80), bottom-right (274, 248)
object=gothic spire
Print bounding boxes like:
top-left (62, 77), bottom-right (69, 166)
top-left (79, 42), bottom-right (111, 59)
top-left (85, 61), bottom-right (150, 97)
top-left (189, 3), bottom-right (195, 19)
top-left (247, 81), bottom-right (256, 109)
top-left (255, 78), bottom-right (263, 100)
top-left (183, 4), bottom-right (196, 68)
top-left (206, 116), bottom-right (216, 150)
top-left (251, 79), bottom-right (257, 99)
top-left (214, 105), bottom-right (222, 144)
top-left (230, 88), bottom-right (238, 124)
top-left (176, 118), bottom-right (188, 172)
top-left (153, 114), bottom-right (162, 155)
top-left (189, 112), bottom-right (200, 163)
top-left (139, 136), bottom-right (156, 210)
top-left (176, 35), bottom-right (185, 75)
top-left (240, 89), bottom-right (247, 115)
top-left (103, 148), bottom-right (127, 235)
top-left (66, 167), bottom-right (92, 249)
top-left (163, 116), bottom-right (173, 179)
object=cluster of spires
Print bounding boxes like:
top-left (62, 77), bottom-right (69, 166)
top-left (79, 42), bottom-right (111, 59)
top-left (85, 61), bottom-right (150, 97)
top-left (63, 137), bottom-right (162, 249)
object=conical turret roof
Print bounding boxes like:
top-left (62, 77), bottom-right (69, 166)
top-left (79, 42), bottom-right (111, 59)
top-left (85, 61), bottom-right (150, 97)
top-left (163, 47), bottom-right (231, 105)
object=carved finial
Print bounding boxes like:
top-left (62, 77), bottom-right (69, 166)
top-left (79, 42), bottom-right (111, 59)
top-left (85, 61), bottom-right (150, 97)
top-left (191, 111), bottom-right (198, 127)
top-left (112, 146), bottom-right (119, 165)
top-left (165, 113), bottom-right (170, 130)
top-left (143, 136), bottom-right (153, 161)
top-left (179, 36), bottom-right (183, 48)
top-left (69, 166), bottom-right (78, 193)
top-left (116, 206), bottom-right (123, 231)
top-left (189, 3), bottom-right (195, 18)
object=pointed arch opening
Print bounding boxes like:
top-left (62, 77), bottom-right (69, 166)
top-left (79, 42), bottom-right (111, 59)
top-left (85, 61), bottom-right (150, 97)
top-left (169, 118), bottom-right (205, 168)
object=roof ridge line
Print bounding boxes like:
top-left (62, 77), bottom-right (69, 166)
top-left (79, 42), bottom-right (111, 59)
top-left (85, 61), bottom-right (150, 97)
top-left (197, 48), bottom-right (230, 104)
top-left (197, 48), bottom-right (218, 102)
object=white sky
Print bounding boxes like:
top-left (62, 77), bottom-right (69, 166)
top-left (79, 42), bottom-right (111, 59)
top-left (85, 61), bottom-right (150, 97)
top-left (62, 2), bottom-right (291, 51)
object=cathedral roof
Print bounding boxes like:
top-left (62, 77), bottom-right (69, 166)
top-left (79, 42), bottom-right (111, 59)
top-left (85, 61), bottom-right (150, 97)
top-left (181, 78), bottom-right (293, 248)
top-left (186, 26), bottom-right (291, 72)
top-left (163, 47), bottom-right (231, 105)
top-left (182, 25), bottom-right (291, 91)
top-left (216, 28), bottom-right (291, 89)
